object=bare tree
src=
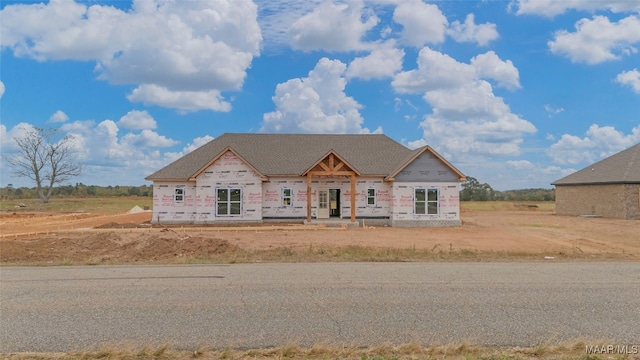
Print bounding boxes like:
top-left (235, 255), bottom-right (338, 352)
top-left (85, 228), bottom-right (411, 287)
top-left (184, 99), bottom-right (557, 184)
top-left (7, 127), bottom-right (82, 203)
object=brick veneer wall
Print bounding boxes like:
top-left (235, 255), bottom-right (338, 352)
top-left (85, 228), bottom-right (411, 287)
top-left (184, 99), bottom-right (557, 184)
top-left (555, 184), bottom-right (639, 219)
top-left (622, 184), bottom-right (640, 220)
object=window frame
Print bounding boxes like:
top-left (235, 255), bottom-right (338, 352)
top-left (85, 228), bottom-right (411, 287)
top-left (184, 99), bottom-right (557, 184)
top-left (426, 188), bottom-right (439, 215)
top-left (366, 188), bottom-right (376, 206)
top-left (174, 187), bottom-right (184, 204)
top-left (282, 187), bottom-right (292, 207)
top-left (414, 188), bottom-right (426, 215)
top-left (216, 187), bottom-right (242, 216)
top-left (414, 187), bottom-right (439, 215)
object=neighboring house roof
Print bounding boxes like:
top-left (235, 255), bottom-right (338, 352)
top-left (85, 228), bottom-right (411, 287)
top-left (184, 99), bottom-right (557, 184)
top-left (552, 142), bottom-right (640, 185)
top-left (146, 133), bottom-right (465, 182)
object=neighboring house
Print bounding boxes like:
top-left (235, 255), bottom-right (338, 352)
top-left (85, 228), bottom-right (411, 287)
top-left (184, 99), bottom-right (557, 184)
top-left (145, 133), bottom-right (466, 227)
top-left (551, 143), bottom-right (640, 220)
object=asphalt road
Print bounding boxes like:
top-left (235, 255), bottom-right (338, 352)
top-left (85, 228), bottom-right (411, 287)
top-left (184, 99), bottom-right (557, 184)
top-left (1, 262), bottom-right (639, 352)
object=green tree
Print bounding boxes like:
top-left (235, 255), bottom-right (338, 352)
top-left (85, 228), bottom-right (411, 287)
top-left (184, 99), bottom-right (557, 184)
top-left (460, 176), bottom-right (497, 201)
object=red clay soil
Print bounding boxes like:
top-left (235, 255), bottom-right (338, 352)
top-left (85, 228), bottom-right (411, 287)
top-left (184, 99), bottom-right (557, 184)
top-left (1, 208), bottom-right (639, 264)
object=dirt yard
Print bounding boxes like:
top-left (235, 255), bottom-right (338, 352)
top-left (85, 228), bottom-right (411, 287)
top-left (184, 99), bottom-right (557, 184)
top-left (1, 204), bottom-right (639, 264)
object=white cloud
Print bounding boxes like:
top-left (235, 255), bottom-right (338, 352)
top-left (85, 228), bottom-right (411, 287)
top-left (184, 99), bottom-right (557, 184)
top-left (58, 117), bottom-right (179, 167)
top-left (502, 161), bottom-right (576, 188)
top-left (616, 68), bottom-right (640, 93)
top-left (393, 0), bottom-right (448, 47)
top-left (48, 110), bottom-right (69, 123)
top-left (393, 48), bottom-right (521, 93)
top-left (162, 135), bottom-right (216, 165)
top-left (418, 98), bottom-right (537, 157)
top-left (0, 0), bottom-right (261, 111)
top-left (393, 47), bottom-right (475, 93)
top-left (543, 165), bottom-right (575, 178)
top-left (261, 57), bottom-right (378, 134)
top-left (117, 110), bottom-right (157, 130)
top-left (346, 42), bottom-right (404, 80)
top-left (515, 0), bottom-right (640, 17)
top-left (548, 124), bottom-right (640, 165)
top-left (288, 0), bottom-right (378, 52)
top-left (0, 122), bottom-right (36, 153)
top-left (448, 14), bottom-right (499, 46)
top-left (121, 129), bottom-right (179, 149)
top-left (471, 51), bottom-right (521, 90)
top-left (182, 135), bottom-right (214, 154)
top-left (0, 81), bottom-right (4, 98)
top-left (406, 138), bottom-right (427, 150)
top-left (394, 47), bottom-right (534, 158)
top-left (506, 160), bottom-right (535, 171)
top-left (549, 15), bottom-right (640, 64)
top-left (127, 85), bottom-right (231, 113)
top-left (544, 104), bottom-right (564, 117)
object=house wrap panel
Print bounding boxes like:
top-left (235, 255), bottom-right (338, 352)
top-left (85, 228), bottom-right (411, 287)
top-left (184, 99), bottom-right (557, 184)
top-left (194, 151), bottom-right (263, 223)
top-left (394, 152), bottom-right (459, 182)
top-left (390, 182), bottom-right (460, 225)
top-left (262, 178), bottom-right (308, 218)
top-left (152, 183), bottom-right (196, 223)
top-left (354, 179), bottom-right (391, 218)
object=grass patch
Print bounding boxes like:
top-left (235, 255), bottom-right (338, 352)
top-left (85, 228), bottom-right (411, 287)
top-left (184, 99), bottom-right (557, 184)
top-left (0, 196), bottom-right (152, 213)
top-left (166, 245), bottom-right (492, 264)
top-left (0, 340), bottom-right (620, 360)
top-left (461, 201), bottom-right (554, 212)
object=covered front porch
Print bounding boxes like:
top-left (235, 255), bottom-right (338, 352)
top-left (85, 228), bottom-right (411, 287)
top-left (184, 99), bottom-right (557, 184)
top-left (304, 151), bottom-right (360, 223)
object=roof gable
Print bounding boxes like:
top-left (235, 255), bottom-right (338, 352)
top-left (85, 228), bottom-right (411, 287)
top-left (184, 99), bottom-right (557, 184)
top-left (190, 148), bottom-right (267, 181)
top-left (552, 143), bottom-right (640, 185)
top-left (386, 146), bottom-right (466, 182)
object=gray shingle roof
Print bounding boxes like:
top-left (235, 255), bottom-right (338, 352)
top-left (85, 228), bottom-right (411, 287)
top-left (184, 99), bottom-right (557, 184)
top-left (146, 133), bottom-right (417, 180)
top-left (552, 142), bottom-right (640, 185)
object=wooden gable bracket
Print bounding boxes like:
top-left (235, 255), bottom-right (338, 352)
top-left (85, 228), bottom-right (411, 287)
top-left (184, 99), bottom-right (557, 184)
top-left (303, 150), bottom-right (360, 223)
top-left (188, 147), bottom-right (268, 182)
top-left (304, 151), bottom-right (360, 177)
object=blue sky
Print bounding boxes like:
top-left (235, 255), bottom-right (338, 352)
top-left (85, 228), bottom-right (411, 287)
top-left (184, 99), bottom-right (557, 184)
top-left (1, 0), bottom-right (639, 190)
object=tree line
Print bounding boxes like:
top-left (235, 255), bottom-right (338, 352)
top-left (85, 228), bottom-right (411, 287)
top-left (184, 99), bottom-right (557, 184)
top-left (0, 184), bottom-right (152, 199)
top-left (460, 177), bottom-right (554, 201)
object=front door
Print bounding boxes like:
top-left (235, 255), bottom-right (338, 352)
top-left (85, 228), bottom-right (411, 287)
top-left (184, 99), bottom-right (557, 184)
top-left (330, 189), bottom-right (340, 217)
top-left (317, 189), bottom-right (329, 219)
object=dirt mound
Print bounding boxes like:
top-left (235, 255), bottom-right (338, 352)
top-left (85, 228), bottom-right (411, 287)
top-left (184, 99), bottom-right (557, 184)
top-left (127, 205), bottom-right (145, 214)
top-left (0, 231), bottom-right (238, 264)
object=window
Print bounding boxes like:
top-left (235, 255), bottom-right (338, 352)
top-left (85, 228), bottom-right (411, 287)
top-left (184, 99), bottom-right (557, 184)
top-left (174, 188), bottom-right (184, 203)
top-left (282, 188), bottom-right (292, 206)
top-left (415, 189), bottom-right (425, 214)
top-left (217, 188), bottom-right (242, 216)
top-left (427, 188), bottom-right (438, 214)
top-left (415, 188), bottom-right (439, 215)
top-left (367, 188), bottom-right (376, 206)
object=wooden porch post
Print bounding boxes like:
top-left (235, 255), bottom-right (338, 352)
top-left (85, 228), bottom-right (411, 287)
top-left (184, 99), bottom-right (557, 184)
top-left (350, 173), bottom-right (356, 222)
top-left (307, 173), bottom-right (312, 222)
